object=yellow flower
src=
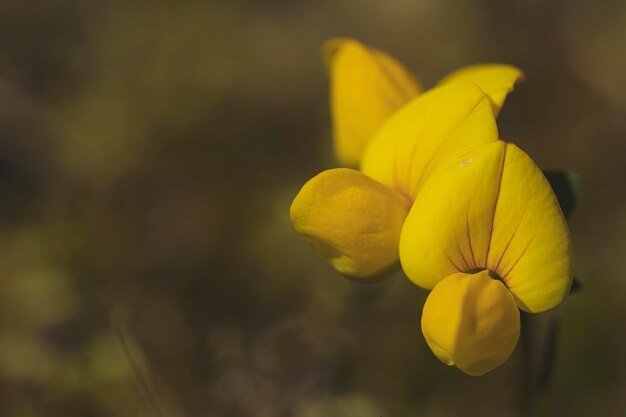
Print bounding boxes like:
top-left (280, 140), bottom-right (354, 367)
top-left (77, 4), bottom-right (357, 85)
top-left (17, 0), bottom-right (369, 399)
top-left (404, 140), bottom-right (572, 375)
top-left (290, 38), bottom-right (572, 374)
top-left (292, 38), bottom-right (524, 279)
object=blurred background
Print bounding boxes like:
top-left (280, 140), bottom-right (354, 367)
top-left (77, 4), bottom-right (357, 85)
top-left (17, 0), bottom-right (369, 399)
top-left (0, 0), bottom-right (624, 416)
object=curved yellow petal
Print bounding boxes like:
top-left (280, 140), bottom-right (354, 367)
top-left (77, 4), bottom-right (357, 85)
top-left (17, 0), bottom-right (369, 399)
top-left (421, 271), bottom-right (520, 376)
top-left (487, 144), bottom-right (573, 313)
top-left (438, 64), bottom-right (524, 116)
top-left (324, 38), bottom-right (422, 167)
top-left (361, 82), bottom-right (499, 200)
top-left (399, 140), bottom-right (573, 312)
top-left (290, 168), bottom-right (410, 279)
top-left (399, 141), bottom-right (506, 289)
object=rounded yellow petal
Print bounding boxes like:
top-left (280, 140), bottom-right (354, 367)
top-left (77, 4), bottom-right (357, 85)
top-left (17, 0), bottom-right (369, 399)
top-left (421, 271), bottom-right (520, 376)
top-left (361, 82), bottom-right (499, 200)
top-left (324, 38), bottom-right (421, 167)
top-left (399, 141), bottom-right (506, 289)
top-left (487, 144), bottom-right (573, 312)
top-left (399, 140), bottom-right (573, 312)
top-left (290, 168), bottom-right (410, 279)
top-left (438, 64), bottom-right (525, 116)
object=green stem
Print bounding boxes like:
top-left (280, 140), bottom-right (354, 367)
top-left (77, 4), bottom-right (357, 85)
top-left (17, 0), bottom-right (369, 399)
top-left (520, 312), bottom-right (534, 416)
top-left (519, 313), bottom-right (560, 417)
top-left (536, 317), bottom-right (560, 416)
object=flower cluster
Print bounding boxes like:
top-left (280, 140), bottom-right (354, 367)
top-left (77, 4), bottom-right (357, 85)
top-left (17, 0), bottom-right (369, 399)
top-left (290, 39), bottom-right (573, 375)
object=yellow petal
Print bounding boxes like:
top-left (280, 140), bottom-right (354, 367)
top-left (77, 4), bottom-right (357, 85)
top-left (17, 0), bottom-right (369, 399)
top-left (399, 141), bottom-right (506, 289)
top-left (438, 64), bottom-right (524, 116)
top-left (421, 270), bottom-right (520, 376)
top-left (361, 82), bottom-right (499, 200)
top-left (399, 140), bottom-right (573, 312)
top-left (290, 168), bottom-right (410, 279)
top-left (324, 38), bottom-right (422, 167)
top-left (487, 144), bottom-right (573, 312)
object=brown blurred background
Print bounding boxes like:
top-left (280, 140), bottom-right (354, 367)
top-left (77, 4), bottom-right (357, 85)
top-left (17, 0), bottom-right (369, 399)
top-left (0, 0), bottom-right (624, 416)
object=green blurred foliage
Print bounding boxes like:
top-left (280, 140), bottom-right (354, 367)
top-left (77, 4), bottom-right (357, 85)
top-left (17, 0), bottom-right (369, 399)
top-left (0, 0), bottom-right (624, 416)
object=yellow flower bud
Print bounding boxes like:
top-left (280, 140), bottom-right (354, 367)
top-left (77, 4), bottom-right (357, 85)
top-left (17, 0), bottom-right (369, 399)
top-left (421, 270), bottom-right (520, 376)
